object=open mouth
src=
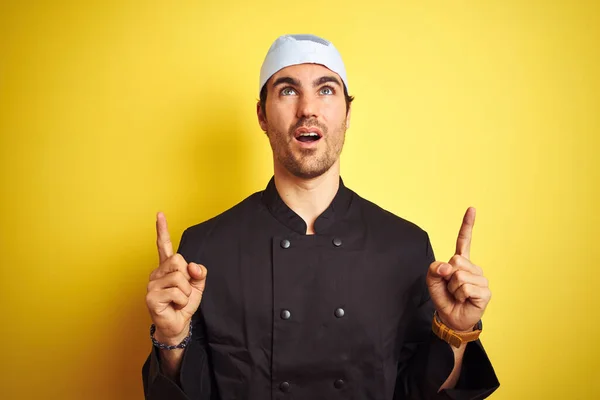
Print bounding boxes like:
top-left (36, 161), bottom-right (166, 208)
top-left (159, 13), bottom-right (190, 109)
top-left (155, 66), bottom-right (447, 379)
top-left (294, 127), bottom-right (323, 143)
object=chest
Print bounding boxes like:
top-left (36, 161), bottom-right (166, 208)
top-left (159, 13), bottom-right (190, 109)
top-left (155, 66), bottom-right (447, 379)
top-left (197, 231), bottom-right (425, 351)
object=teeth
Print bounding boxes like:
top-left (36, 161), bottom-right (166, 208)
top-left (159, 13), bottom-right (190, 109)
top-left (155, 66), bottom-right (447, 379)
top-left (299, 132), bottom-right (319, 137)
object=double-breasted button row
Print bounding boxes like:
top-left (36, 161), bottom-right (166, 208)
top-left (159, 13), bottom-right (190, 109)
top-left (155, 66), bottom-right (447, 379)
top-left (279, 238), bottom-right (343, 249)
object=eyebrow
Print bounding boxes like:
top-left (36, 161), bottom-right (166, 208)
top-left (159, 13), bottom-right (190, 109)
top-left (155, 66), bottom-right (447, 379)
top-left (272, 76), bottom-right (300, 88)
top-left (271, 75), bottom-right (343, 89)
top-left (313, 75), bottom-right (342, 88)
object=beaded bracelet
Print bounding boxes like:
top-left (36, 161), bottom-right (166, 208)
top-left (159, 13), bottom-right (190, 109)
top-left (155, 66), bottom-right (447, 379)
top-left (150, 322), bottom-right (192, 350)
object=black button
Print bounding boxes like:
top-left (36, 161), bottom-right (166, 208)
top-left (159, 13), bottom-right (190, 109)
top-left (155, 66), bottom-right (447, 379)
top-left (280, 239), bottom-right (291, 249)
top-left (332, 237), bottom-right (342, 247)
top-left (334, 308), bottom-right (345, 318)
top-left (279, 381), bottom-right (290, 392)
top-left (334, 379), bottom-right (345, 389)
top-left (280, 309), bottom-right (291, 320)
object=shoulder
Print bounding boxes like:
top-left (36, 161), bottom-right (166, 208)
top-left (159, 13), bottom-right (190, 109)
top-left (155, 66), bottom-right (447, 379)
top-left (177, 190), bottom-right (264, 256)
top-left (350, 189), bottom-right (431, 245)
top-left (349, 188), bottom-right (436, 262)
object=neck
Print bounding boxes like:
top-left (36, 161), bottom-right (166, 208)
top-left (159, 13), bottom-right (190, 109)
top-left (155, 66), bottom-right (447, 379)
top-left (273, 161), bottom-right (341, 234)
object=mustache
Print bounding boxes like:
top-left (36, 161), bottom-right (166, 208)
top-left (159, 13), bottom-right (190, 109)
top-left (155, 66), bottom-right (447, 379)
top-left (288, 117), bottom-right (328, 136)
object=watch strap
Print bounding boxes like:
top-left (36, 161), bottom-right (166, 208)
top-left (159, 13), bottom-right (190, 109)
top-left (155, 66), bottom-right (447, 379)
top-left (432, 311), bottom-right (481, 348)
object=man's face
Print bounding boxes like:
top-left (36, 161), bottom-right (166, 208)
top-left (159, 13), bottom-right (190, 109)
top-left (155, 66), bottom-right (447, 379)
top-left (258, 63), bottom-right (351, 179)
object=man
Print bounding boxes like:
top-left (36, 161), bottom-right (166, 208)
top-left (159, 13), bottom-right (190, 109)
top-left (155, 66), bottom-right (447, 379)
top-left (142, 34), bottom-right (499, 399)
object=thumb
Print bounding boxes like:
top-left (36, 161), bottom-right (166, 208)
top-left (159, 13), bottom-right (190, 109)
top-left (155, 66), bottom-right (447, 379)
top-left (188, 263), bottom-right (207, 289)
top-left (427, 261), bottom-right (454, 282)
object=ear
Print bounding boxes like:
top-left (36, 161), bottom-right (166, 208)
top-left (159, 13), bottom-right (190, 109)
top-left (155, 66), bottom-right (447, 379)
top-left (257, 101), bottom-right (267, 132)
top-left (345, 103), bottom-right (352, 130)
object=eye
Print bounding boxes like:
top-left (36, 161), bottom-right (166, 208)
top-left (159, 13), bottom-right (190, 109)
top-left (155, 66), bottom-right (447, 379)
top-left (319, 86), bottom-right (334, 95)
top-left (281, 87), bottom-right (297, 96)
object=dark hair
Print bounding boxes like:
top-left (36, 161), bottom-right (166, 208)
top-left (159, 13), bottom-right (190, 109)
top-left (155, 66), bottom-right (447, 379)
top-left (259, 82), bottom-right (354, 119)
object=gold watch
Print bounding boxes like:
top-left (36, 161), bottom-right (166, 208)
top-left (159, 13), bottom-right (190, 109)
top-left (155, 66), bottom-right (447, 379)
top-left (432, 311), bottom-right (482, 348)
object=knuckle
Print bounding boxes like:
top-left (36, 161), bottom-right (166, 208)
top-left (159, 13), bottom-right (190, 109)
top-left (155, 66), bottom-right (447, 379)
top-left (172, 253), bottom-right (185, 264)
top-left (463, 284), bottom-right (473, 295)
top-left (145, 292), bottom-right (156, 307)
top-left (456, 285), bottom-right (469, 300)
top-left (166, 286), bottom-right (178, 295)
top-left (454, 270), bottom-right (466, 284)
top-left (450, 255), bottom-right (461, 265)
top-left (149, 269), bottom-right (158, 280)
top-left (165, 287), bottom-right (179, 300)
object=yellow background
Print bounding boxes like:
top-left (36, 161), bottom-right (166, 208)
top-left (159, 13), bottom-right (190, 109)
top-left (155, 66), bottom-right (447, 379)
top-left (1, 1), bottom-right (598, 399)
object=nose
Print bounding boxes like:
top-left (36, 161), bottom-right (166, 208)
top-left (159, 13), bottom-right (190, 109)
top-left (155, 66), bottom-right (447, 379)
top-left (296, 93), bottom-right (319, 119)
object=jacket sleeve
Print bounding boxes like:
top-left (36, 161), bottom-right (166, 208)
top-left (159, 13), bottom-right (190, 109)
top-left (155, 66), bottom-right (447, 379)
top-left (394, 232), bottom-right (500, 399)
top-left (141, 229), bottom-right (217, 400)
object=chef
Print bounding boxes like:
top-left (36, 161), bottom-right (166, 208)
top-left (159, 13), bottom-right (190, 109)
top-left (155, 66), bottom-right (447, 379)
top-left (142, 34), bottom-right (499, 399)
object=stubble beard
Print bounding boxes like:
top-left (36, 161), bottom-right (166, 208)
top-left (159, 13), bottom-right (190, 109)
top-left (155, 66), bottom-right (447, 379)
top-left (267, 118), bottom-right (347, 180)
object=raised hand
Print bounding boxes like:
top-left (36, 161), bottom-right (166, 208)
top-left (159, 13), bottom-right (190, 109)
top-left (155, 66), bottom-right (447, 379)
top-left (146, 212), bottom-right (207, 345)
top-left (426, 207), bottom-right (491, 332)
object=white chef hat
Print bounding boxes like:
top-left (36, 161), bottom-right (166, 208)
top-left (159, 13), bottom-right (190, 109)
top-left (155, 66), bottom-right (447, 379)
top-left (258, 34), bottom-right (349, 96)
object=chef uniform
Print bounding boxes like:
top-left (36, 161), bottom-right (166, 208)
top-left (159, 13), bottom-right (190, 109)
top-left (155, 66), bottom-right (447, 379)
top-left (143, 176), bottom-right (499, 399)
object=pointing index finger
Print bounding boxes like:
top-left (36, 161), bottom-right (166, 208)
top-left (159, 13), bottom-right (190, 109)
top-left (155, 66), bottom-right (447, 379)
top-left (455, 207), bottom-right (476, 259)
top-left (156, 212), bottom-right (174, 264)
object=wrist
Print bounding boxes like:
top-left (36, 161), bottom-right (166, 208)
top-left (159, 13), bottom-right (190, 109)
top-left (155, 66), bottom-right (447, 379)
top-left (435, 312), bottom-right (478, 333)
top-left (432, 311), bottom-right (482, 348)
top-left (151, 323), bottom-right (192, 348)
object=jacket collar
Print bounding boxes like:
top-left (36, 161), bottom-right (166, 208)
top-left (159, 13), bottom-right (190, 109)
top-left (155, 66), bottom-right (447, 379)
top-left (261, 176), bottom-right (353, 235)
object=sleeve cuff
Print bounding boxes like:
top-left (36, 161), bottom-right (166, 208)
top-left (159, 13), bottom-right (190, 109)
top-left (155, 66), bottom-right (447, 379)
top-left (446, 339), bottom-right (499, 398)
top-left (437, 339), bottom-right (500, 399)
top-left (142, 346), bottom-right (190, 400)
top-left (426, 332), bottom-right (457, 390)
